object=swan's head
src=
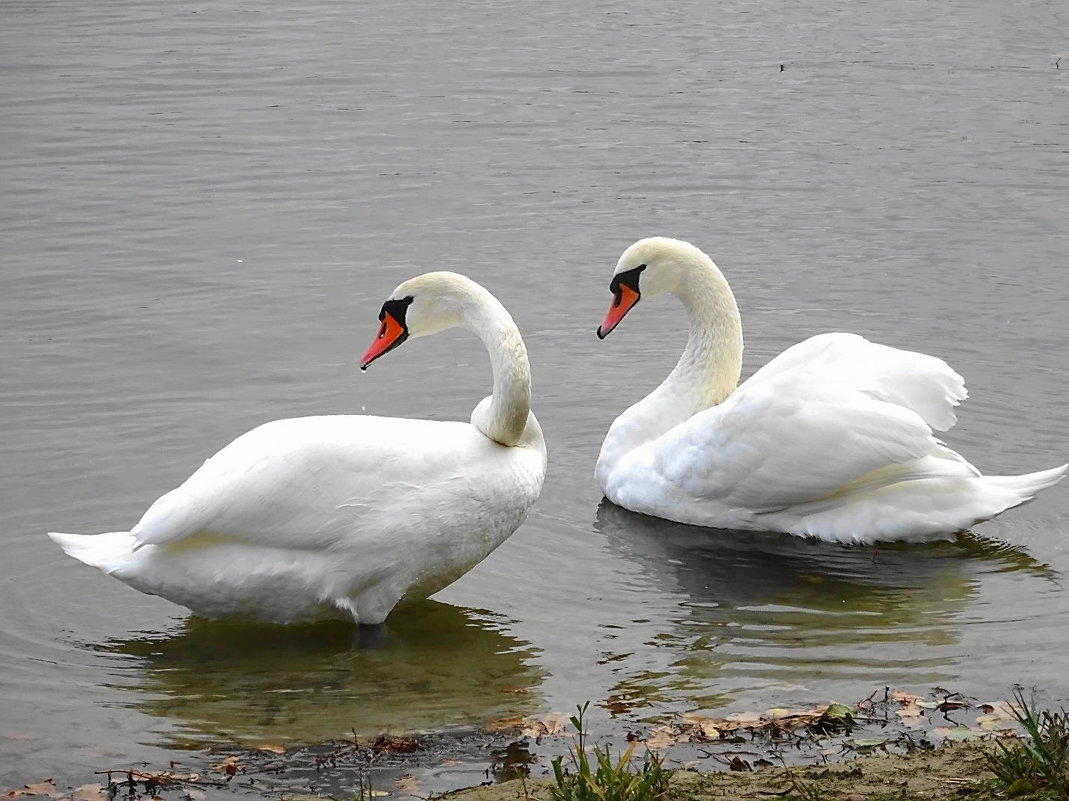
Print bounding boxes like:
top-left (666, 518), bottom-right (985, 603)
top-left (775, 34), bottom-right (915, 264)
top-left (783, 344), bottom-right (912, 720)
top-left (597, 237), bottom-right (707, 338)
top-left (360, 271), bottom-right (479, 370)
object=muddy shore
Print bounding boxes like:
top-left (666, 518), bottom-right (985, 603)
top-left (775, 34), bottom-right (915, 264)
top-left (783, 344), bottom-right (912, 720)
top-left (1, 687), bottom-right (1044, 801)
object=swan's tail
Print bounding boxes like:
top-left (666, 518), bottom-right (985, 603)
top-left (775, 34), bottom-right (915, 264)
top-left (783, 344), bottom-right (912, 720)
top-left (981, 464), bottom-right (1068, 511)
top-left (915, 463), bottom-right (1068, 539)
top-left (47, 531), bottom-right (138, 574)
top-left (785, 462), bottom-right (1067, 543)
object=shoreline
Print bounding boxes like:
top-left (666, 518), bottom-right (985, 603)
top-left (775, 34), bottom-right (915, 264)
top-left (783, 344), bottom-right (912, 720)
top-left (2, 686), bottom-right (1043, 801)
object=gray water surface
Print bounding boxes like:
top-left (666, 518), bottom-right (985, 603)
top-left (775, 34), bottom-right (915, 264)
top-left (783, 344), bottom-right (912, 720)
top-left (3, 0), bottom-right (1068, 784)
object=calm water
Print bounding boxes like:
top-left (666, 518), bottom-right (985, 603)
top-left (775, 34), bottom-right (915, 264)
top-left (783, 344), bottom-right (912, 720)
top-left (2, 0), bottom-right (1068, 785)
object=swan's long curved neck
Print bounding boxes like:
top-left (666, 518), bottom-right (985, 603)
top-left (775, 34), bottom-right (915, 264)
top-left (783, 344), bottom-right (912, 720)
top-left (597, 251), bottom-right (743, 483)
top-left (465, 292), bottom-right (532, 447)
top-left (665, 253), bottom-right (744, 410)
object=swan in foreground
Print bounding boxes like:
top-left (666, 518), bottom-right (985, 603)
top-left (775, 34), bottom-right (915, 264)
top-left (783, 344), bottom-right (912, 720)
top-left (49, 272), bottom-right (547, 623)
top-left (595, 237), bottom-right (1066, 543)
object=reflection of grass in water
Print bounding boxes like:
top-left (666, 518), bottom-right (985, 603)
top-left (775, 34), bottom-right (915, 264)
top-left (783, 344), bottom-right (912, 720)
top-left (105, 601), bottom-right (543, 748)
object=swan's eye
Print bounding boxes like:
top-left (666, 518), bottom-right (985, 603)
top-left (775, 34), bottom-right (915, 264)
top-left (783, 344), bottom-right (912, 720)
top-left (378, 295), bottom-right (415, 325)
top-left (609, 264), bottom-right (646, 296)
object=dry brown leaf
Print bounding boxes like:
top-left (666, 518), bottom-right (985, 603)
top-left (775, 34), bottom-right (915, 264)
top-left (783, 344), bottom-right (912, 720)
top-left (771, 706), bottom-right (833, 728)
top-left (978, 701), bottom-right (1021, 721)
top-left (712, 712), bottom-right (766, 732)
top-left (209, 755), bottom-right (242, 776)
top-left (643, 726), bottom-right (679, 750)
top-left (70, 785), bottom-right (107, 801)
top-left (896, 704), bottom-right (927, 729)
top-left (256, 744), bottom-right (286, 755)
top-left (140, 771), bottom-right (197, 785)
top-left (891, 690), bottom-right (925, 704)
top-left (484, 716), bottom-right (526, 733)
top-left (769, 705), bottom-right (828, 722)
top-left (977, 714), bottom-right (1016, 731)
top-left (725, 755), bottom-right (751, 772)
top-left (21, 781), bottom-right (59, 798)
top-left (896, 701), bottom-right (925, 720)
top-left (680, 714), bottom-right (723, 739)
top-left (372, 734), bottom-right (419, 754)
top-left (696, 719), bottom-right (722, 738)
top-left (394, 775), bottom-right (421, 793)
top-left (520, 714), bottom-right (569, 738)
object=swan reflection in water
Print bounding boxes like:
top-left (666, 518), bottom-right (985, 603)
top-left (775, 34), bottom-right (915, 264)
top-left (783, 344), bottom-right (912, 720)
top-left (103, 600), bottom-right (543, 748)
top-left (593, 499), bottom-right (1052, 712)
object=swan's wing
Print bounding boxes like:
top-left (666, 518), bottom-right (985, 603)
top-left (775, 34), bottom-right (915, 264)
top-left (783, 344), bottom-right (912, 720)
top-left (641, 335), bottom-right (968, 514)
top-left (748, 333), bottom-right (967, 431)
top-left (130, 415), bottom-right (523, 550)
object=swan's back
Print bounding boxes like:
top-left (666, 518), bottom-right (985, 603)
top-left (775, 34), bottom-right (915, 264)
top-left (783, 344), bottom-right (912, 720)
top-left (134, 415), bottom-right (543, 550)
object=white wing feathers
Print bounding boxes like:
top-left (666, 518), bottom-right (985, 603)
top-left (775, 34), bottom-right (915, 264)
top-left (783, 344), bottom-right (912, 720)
top-left (643, 334), bottom-right (973, 514)
top-left (750, 333), bottom-right (967, 430)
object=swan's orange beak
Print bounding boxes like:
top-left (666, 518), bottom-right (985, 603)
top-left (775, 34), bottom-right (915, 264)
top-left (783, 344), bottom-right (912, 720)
top-left (597, 284), bottom-right (640, 339)
top-left (360, 311), bottom-right (407, 370)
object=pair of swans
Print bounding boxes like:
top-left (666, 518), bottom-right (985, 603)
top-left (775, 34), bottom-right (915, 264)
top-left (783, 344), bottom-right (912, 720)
top-left (50, 238), bottom-right (1066, 624)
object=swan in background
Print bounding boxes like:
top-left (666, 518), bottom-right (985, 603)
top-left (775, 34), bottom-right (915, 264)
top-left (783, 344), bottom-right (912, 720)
top-left (594, 236), bottom-right (1066, 544)
top-left (49, 272), bottom-right (547, 624)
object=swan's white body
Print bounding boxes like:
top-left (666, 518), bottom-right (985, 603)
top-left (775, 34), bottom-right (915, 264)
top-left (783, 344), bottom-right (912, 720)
top-left (596, 237), bottom-right (1066, 544)
top-left (50, 272), bottom-right (547, 623)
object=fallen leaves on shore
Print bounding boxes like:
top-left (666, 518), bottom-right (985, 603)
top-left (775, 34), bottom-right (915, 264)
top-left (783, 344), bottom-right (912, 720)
top-left (640, 701), bottom-right (858, 750)
top-left (485, 713), bottom-right (570, 739)
top-left (487, 686), bottom-right (1027, 760)
top-left (371, 734), bottom-right (420, 756)
top-left (394, 774), bottom-right (422, 794)
top-left (2, 686), bottom-right (1036, 801)
top-left (4, 781), bottom-right (112, 801)
top-left (4, 779), bottom-right (59, 799)
top-left (208, 754), bottom-right (243, 777)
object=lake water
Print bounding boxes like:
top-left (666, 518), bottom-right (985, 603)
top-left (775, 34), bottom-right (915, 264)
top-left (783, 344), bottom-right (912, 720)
top-left (2, 0), bottom-right (1068, 786)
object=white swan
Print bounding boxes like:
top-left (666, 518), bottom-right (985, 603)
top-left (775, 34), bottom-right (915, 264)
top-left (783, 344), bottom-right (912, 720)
top-left (49, 272), bottom-right (547, 624)
top-left (595, 237), bottom-right (1066, 544)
